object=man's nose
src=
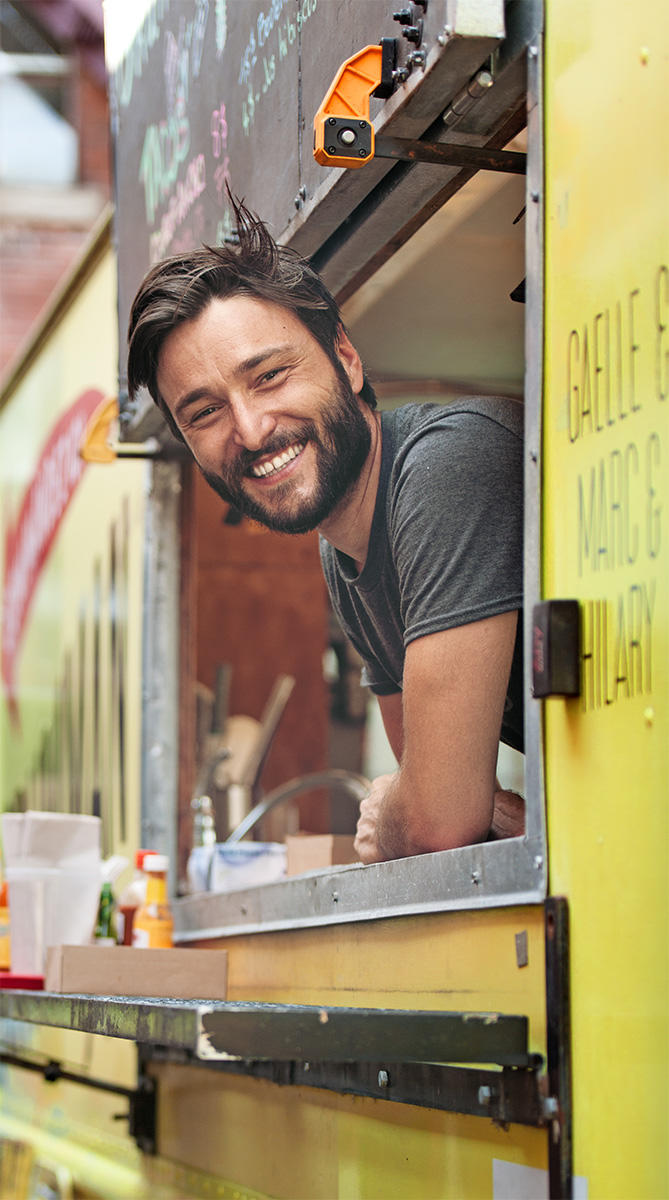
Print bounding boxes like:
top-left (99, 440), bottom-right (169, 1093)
top-left (228, 396), bottom-right (276, 451)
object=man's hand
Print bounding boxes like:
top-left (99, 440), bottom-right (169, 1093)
top-left (490, 788), bottom-right (525, 839)
top-left (354, 773), bottom-right (398, 864)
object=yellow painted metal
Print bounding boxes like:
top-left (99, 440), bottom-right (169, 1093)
top-left (543, 0), bottom-right (669, 1195)
top-left (156, 1062), bottom-right (544, 1200)
top-left (210, 907), bottom-right (546, 1051)
top-left (0, 234), bottom-right (151, 1195)
top-left (0, 1104), bottom-right (267, 1199)
top-left (177, 906), bottom-right (548, 1196)
top-left (0, 244), bottom-right (145, 870)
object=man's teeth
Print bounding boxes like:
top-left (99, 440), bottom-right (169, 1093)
top-left (251, 442), bottom-right (304, 478)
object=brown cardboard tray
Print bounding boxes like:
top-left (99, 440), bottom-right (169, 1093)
top-left (44, 944), bottom-right (227, 1000)
top-left (285, 833), bottom-right (358, 877)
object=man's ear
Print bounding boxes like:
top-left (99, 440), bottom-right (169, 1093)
top-left (335, 327), bottom-right (365, 394)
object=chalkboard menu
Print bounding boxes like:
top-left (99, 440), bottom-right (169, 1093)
top-left (107, 0), bottom-right (404, 408)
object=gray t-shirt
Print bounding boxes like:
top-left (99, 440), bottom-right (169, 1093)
top-left (319, 399), bottom-right (524, 752)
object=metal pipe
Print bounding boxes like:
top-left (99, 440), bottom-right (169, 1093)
top-left (225, 769), bottom-right (370, 844)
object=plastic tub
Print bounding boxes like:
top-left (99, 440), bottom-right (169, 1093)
top-left (209, 843), bottom-right (286, 893)
top-left (6, 865), bottom-right (101, 974)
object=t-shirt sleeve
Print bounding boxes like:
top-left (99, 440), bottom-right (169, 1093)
top-left (389, 412), bottom-right (523, 646)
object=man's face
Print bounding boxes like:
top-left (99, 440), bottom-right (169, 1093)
top-left (156, 295), bottom-right (373, 534)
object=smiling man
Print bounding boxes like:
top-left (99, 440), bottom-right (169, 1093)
top-left (127, 198), bottom-right (525, 864)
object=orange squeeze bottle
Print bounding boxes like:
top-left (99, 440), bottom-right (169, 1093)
top-left (131, 854), bottom-right (174, 948)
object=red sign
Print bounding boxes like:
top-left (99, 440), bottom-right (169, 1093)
top-left (2, 389), bottom-right (104, 721)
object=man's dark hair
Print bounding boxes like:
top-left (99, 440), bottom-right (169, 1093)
top-left (127, 195), bottom-right (376, 438)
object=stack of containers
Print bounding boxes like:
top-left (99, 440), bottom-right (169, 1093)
top-left (1, 812), bottom-right (102, 975)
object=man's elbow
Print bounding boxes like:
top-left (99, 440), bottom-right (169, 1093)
top-left (402, 797), bottom-right (492, 856)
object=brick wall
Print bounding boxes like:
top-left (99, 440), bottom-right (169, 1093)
top-left (0, 221), bottom-right (92, 378)
top-left (0, 16), bottom-right (110, 386)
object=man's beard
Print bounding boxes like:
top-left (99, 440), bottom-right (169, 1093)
top-left (201, 372), bottom-right (372, 534)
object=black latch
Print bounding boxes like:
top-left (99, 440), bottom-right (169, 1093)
top-left (372, 37), bottom-right (399, 99)
top-left (532, 600), bottom-right (581, 698)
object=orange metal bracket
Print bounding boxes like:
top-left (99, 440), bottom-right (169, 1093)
top-left (80, 395), bottom-right (119, 462)
top-left (313, 45), bottom-right (384, 169)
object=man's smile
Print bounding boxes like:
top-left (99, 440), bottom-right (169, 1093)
top-left (248, 439), bottom-right (306, 479)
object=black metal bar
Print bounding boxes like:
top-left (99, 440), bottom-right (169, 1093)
top-left (197, 1004), bottom-right (536, 1066)
top-left (375, 136), bottom-right (527, 174)
top-left (1, 1048), bottom-right (156, 1154)
top-left (0, 1050), bottom-right (135, 1098)
top-left (246, 1060), bottom-right (546, 1126)
top-left (0, 991), bottom-right (534, 1068)
top-left (198, 1004), bottom-right (532, 1066)
top-left (545, 897), bottom-right (573, 1199)
top-left (148, 1046), bottom-right (547, 1126)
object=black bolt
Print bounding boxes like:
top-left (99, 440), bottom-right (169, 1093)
top-left (327, 146), bottom-right (336, 154)
top-left (358, 148), bottom-right (367, 156)
top-left (327, 117), bottom-right (336, 125)
top-left (359, 121), bottom-right (367, 128)
top-left (393, 7), bottom-right (413, 23)
top-left (401, 24), bottom-right (422, 43)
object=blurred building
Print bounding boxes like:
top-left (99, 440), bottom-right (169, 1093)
top-left (0, 0), bottom-right (109, 380)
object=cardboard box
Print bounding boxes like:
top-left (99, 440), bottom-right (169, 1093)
top-left (285, 833), bottom-right (358, 877)
top-left (44, 945), bottom-right (227, 1001)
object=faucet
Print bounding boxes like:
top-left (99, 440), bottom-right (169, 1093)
top-left (225, 769), bottom-right (371, 844)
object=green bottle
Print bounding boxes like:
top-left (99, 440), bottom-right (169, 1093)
top-left (94, 881), bottom-right (117, 945)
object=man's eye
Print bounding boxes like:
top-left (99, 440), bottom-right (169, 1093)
top-left (190, 405), bottom-right (217, 424)
top-left (260, 367), bottom-right (285, 385)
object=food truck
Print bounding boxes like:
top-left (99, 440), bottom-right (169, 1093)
top-left (0, 0), bottom-right (667, 1196)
